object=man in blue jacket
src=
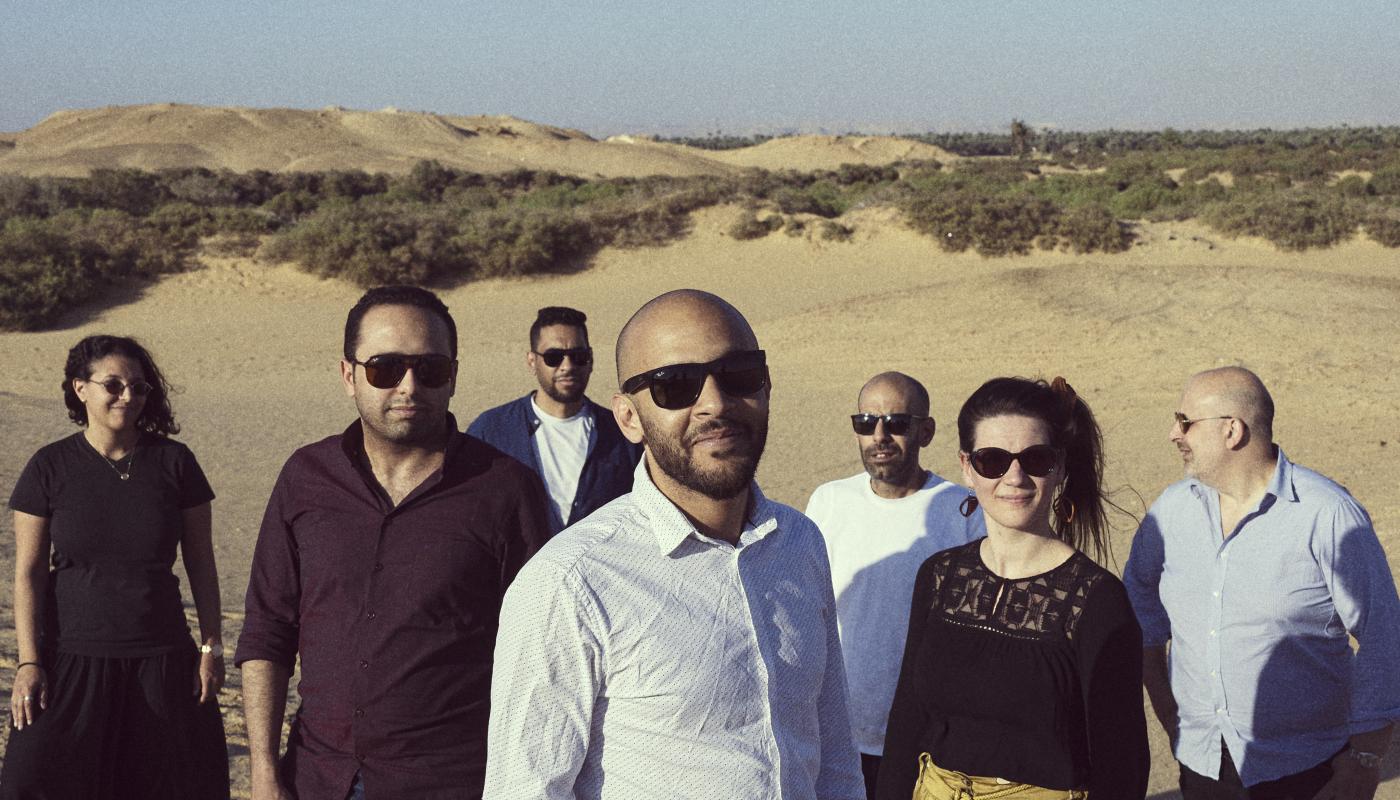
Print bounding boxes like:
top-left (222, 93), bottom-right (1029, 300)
top-left (468, 307), bottom-right (642, 534)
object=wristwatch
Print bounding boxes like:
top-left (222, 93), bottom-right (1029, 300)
top-left (199, 642), bottom-right (225, 658)
top-left (1347, 747), bottom-right (1382, 769)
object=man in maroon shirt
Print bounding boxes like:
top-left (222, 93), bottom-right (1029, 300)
top-left (235, 286), bottom-right (552, 800)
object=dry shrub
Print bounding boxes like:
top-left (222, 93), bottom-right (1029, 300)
top-left (728, 209), bottom-right (782, 240)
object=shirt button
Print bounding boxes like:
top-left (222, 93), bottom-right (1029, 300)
top-left (1215, 708), bottom-right (1223, 715)
top-left (1210, 670), bottom-right (1217, 676)
top-left (366, 611), bottom-right (377, 620)
top-left (1209, 629), bottom-right (1217, 636)
top-left (1212, 591), bottom-right (1219, 598)
top-left (354, 708), bottom-right (365, 718)
top-left (359, 660), bottom-right (369, 669)
top-left (356, 753), bottom-right (365, 762)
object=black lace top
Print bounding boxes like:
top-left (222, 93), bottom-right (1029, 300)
top-left (876, 538), bottom-right (1149, 799)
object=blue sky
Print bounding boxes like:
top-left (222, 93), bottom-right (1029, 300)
top-left (3, 0), bottom-right (1397, 136)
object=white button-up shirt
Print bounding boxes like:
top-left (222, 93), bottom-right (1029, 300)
top-left (485, 458), bottom-right (865, 800)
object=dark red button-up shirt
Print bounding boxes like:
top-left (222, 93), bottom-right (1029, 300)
top-left (235, 418), bottom-right (551, 799)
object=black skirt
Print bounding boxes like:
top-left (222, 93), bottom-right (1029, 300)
top-left (0, 647), bottom-right (229, 800)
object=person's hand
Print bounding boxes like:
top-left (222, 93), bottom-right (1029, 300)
top-left (193, 649), bottom-right (225, 705)
top-left (1315, 749), bottom-right (1381, 800)
top-left (10, 663), bottom-right (48, 730)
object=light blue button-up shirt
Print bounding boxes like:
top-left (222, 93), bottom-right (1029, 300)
top-left (1124, 449), bottom-right (1400, 786)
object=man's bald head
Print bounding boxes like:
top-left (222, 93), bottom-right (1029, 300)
top-left (858, 372), bottom-right (930, 417)
top-left (615, 290), bottom-right (759, 383)
top-left (1185, 366), bottom-right (1275, 442)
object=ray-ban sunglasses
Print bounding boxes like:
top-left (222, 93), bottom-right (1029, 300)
top-left (621, 350), bottom-right (768, 410)
top-left (534, 347), bottom-right (593, 368)
top-left (850, 413), bottom-right (927, 436)
top-left (967, 445), bottom-right (1061, 479)
top-left (349, 354), bottom-right (455, 389)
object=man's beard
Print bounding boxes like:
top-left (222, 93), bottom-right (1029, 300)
top-left (645, 417), bottom-right (768, 500)
top-left (360, 401), bottom-right (445, 447)
top-left (540, 375), bottom-right (586, 405)
top-left (862, 443), bottom-right (918, 485)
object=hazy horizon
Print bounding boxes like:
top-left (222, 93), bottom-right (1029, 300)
top-left (4, 0), bottom-right (1399, 137)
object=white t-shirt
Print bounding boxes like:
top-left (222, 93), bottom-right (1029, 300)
top-left (530, 396), bottom-right (596, 528)
top-left (804, 470), bottom-right (985, 756)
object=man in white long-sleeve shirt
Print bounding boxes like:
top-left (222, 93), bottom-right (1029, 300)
top-left (485, 289), bottom-right (865, 800)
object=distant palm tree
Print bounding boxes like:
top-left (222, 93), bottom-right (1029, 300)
top-left (1010, 119), bottom-right (1032, 158)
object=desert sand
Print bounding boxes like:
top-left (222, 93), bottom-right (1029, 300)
top-left (0, 104), bottom-right (957, 177)
top-left (2, 205), bottom-right (1399, 797)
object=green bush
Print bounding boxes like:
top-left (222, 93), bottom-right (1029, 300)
top-left (1056, 204), bottom-right (1132, 253)
top-left (1364, 214), bottom-right (1400, 247)
top-left (1335, 175), bottom-right (1371, 198)
top-left (1203, 194), bottom-right (1359, 250)
top-left (904, 190), bottom-right (1058, 256)
top-left (0, 211), bottom-right (197, 330)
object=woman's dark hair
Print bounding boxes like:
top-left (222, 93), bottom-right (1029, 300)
top-left (62, 335), bottom-right (179, 436)
top-left (957, 376), bottom-right (1108, 563)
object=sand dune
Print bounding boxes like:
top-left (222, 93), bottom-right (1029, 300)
top-left (0, 104), bottom-right (953, 178)
top-left (2, 207), bottom-right (1400, 795)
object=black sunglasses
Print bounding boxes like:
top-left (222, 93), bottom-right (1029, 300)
top-left (967, 445), bottom-right (1061, 479)
top-left (850, 413), bottom-right (927, 436)
top-left (621, 350), bottom-right (768, 410)
top-left (534, 347), bottom-right (593, 368)
top-left (350, 354), bottom-right (455, 389)
top-left (87, 377), bottom-right (154, 397)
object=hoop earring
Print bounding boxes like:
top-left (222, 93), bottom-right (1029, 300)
top-left (1053, 495), bottom-right (1076, 525)
top-left (959, 493), bottom-right (978, 518)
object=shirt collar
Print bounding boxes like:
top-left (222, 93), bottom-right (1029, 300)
top-left (1188, 446), bottom-right (1297, 507)
top-left (629, 456), bottom-right (780, 555)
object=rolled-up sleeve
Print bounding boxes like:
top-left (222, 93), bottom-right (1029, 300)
top-left (1123, 509), bottom-right (1172, 648)
top-left (234, 461), bottom-right (302, 668)
top-left (484, 557), bottom-right (604, 800)
top-left (1314, 499), bottom-right (1400, 734)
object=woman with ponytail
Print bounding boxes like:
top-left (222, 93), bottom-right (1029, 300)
top-left (877, 377), bottom-right (1148, 799)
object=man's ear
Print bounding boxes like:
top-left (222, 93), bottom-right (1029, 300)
top-left (526, 350), bottom-right (537, 371)
top-left (611, 393), bottom-right (645, 445)
top-left (340, 359), bottom-right (357, 397)
top-left (918, 417), bottom-right (936, 448)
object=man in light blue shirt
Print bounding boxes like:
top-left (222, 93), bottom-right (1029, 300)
top-left (1125, 366), bottom-right (1400, 799)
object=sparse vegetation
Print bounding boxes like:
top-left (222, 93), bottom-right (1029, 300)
top-left (6, 125), bottom-right (1400, 329)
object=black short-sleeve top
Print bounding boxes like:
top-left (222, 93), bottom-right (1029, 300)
top-left (8, 432), bottom-right (215, 656)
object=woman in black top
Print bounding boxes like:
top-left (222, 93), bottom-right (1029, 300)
top-left (3, 335), bottom-right (229, 799)
top-left (878, 377), bottom-right (1148, 799)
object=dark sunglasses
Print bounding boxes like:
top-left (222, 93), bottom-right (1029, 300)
top-left (534, 347), bottom-right (593, 368)
top-left (350, 354), bottom-right (455, 389)
top-left (850, 413), bottom-right (927, 436)
top-left (967, 444), bottom-right (1061, 479)
top-left (1173, 412), bottom-right (1234, 433)
top-left (621, 350), bottom-right (768, 410)
top-left (87, 377), bottom-right (154, 397)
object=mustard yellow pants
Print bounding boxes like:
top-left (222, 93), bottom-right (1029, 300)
top-left (913, 753), bottom-right (1087, 800)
